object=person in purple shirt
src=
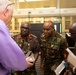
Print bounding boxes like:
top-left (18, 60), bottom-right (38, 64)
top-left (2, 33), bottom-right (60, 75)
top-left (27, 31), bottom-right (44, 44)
top-left (0, 0), bottom-right (33, 75)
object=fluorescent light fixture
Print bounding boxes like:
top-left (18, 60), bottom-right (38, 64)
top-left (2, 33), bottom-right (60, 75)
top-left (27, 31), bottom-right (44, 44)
top-left (26, 0), bottom-right (47, 2)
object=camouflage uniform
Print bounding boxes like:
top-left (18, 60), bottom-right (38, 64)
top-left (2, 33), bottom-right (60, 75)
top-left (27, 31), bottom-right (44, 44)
top-left (13, 34), bottom-right (40, 75)
top-left (40, 31), bottom-right (67, 75)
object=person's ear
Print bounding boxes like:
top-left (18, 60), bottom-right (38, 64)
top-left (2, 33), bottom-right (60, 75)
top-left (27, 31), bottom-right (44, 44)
top-left (3, 8), bottom-right (8, 16)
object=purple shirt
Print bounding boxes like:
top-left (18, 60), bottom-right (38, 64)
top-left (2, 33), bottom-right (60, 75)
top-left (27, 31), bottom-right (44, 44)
top-left (0, 20), bottom-right (28, 75)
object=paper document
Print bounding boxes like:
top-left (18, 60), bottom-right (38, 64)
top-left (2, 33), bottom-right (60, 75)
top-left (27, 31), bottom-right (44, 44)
top-left (54, 61), bottom-right (65, 75)
top-left (66, 48), bottom-right (76, 67)
top-left (26, 51), bottom-right (35, 63)
top-left (25, 51), bottom-right (32, 57)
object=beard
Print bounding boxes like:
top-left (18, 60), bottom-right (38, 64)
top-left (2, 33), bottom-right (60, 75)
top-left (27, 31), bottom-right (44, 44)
top-left (20, 32), bottom-right (29, 37)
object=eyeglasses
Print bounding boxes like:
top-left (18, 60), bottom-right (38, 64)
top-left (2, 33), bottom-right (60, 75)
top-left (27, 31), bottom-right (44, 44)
top-left (5, 3), bottom-right (14, 9)
top-left (21, 27), bottom-right (30, 30)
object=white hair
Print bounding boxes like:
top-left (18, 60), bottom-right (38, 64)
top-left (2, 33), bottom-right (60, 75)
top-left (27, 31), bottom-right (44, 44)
top-left (0, 0), bottom-right (14, 12)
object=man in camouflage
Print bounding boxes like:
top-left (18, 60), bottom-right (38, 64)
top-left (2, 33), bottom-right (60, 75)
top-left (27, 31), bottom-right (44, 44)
top-left (40, 21), bottom-right (68, 75)
top-left (13, 22), bottom-right (40, 75)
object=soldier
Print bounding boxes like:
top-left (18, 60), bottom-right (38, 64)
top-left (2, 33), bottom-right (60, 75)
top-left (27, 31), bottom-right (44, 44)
top-left (69, 22), bottom-right (76, 75)
top-left (13, 22), bottom-right (40, 75)
top-left (40, 21), bottom-right (68, 75)
top-left (69, 22), bottom-right (76, 55)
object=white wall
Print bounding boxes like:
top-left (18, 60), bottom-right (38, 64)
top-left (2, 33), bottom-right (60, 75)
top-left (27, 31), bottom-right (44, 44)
top-left (13, 8), bottom-right (76, 17)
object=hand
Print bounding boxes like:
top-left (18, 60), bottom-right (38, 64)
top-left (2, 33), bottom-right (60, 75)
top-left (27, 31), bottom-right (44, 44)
top-left (26, 57), bottom-right (33, 68)
top-left (26, 56), bottom-right (35, 63)
top-left (64, 72), bottom-right (69, 75)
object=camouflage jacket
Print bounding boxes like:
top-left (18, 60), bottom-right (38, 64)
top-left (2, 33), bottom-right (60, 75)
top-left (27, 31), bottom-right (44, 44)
top-left (12, 34), bottom-right (40, 55)
top-left (40, 32), bottom-right (68, 63)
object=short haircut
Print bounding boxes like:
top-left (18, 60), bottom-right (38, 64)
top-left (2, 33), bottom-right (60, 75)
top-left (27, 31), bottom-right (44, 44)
top-left (44, 20), bottom-right (54, 28)
top-left (21, 22), bottom-right (31, 29)
top-left (0, 0), bottom-right (14, 12)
